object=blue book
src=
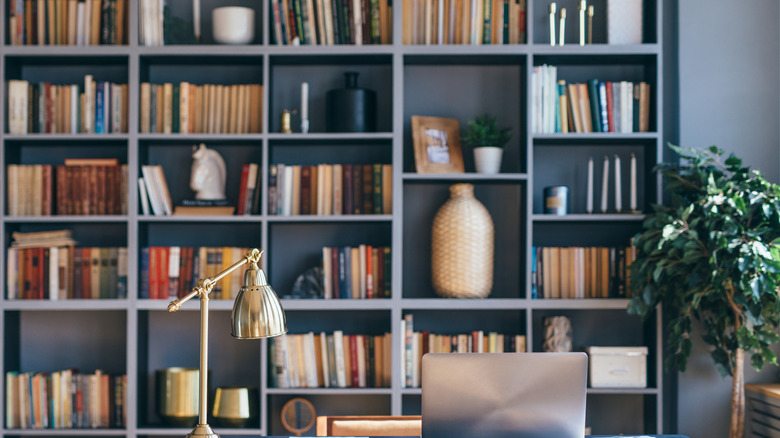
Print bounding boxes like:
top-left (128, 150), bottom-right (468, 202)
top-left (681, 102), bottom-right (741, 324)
top-left (139, 247), bottom-right (149, 299)
top-left (599, 82), bottom-right (609, 133)
top-left (94, 82), bottom-right (105, 134)
top-left (343, 247), bottom-right (352, 299)
top-left (531, 246), bottom-right (538, 299)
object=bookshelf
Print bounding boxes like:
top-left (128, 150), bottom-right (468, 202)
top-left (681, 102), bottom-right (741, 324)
top-left (0, 0), bottom-right (665, 436)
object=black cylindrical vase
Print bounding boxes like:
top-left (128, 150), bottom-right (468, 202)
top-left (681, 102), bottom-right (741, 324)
top-left (326, 72), bottom-right (376, 132)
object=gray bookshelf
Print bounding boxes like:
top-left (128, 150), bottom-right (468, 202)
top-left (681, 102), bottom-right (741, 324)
top-left (0, 0), bottom-right (666, 436)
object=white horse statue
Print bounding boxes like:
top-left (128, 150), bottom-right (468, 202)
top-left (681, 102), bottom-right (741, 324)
top-left (190, 143), bottom-right (227, 200)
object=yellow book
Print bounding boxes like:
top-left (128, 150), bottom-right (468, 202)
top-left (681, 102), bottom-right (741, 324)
top-left (350, 247), bottom-right (360, 299)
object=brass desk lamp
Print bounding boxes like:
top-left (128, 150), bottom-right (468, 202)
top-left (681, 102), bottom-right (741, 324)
top-left (167, 248), bottom-right (287, 438)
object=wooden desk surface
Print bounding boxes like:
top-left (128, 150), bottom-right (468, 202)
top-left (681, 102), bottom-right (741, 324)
top-left (746, 383), bottom-right (780, 399)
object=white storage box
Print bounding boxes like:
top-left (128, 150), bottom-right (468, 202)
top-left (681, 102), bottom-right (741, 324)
top-left (586, 346), bottom-right (648, 388)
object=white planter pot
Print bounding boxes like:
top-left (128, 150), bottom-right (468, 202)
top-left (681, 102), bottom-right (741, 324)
top-left (474, 147), bottom-right (503, 174)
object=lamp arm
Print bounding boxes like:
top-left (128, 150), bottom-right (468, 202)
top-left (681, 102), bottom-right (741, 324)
top-left (168, 249), bottom-right (263, 312)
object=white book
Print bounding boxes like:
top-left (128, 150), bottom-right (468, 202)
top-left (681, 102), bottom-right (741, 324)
top-left (8, 80), bottom-right (29, 134)
top-left (153, 165), bottom-right (173, 215)
top-left (49, 246), bottom-right (59, 300)
top-left (7, 247), bottom-right (17, 300)
top-left (76, 2), bottom-right (85, 45)
top-left (71, 85), bottom-right (79, 133)
top-left (84, 75), bottom-right (95, 133)
top-left (319, 332), bottom-right (330, 387)
top-left (352, 0), bottom-right (362, 44)
top-left (323, 164), bottom-right (333, 215)
top-left (356, 334), bottom-right (366, 387)
top-left (305, 332), bottom-right (318, 387)
top-left (167, 246), bottom-right (180, 299)
top-left (138, 177), bottom-right (151, 215)
top-left (358, 244), bottom-right (367, 298)
top-left (282, 165), bottom-right (294, 216)
top-left (316, 164), bottom-right (326, 215)
top-left (437, 0), bottom-right (444, 44)
top-left (333, 330), bottom-right (347, 387)
top-left (157, 0), bottom-right (165, 46)
top-left (140, 167), bottom-right (163, 215)
top-left (399, 317), bottom-right (406, 387)
top-left (613, 82), bottom-right (621, 133)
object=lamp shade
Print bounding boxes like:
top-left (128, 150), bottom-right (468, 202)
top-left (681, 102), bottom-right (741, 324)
top-left (231, 263), bottom-right (287, 339)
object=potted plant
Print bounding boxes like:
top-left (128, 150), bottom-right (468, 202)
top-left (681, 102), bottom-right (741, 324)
top-left (461, 114), bottom-right (511, 174)
top-left (628, 144), bottom-right (780, 438)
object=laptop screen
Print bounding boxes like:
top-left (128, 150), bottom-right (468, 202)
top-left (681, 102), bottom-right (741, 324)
top-left (421, 352), bottom-right (588, 438)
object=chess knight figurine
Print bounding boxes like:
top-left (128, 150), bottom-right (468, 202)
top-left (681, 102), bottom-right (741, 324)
top-left (190, 143), bottom-right (227, 200)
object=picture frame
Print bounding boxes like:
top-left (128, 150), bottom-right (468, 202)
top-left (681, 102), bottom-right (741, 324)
top-left (411, 115), bottom-right (465, 174)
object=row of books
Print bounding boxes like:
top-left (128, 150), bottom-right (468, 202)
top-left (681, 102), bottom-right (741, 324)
top-left (6, 246), bottom-right (128, 300)
top-left (139, 83), bottom-right (264, 134)
top-left (140, 247), bottom-right (254, 300)
top-left (269, 331), bottom-right (392, 388)
top-left (322, 245), bottom-right (391, 299)
top-left (532, 65), bottom-right (651, 134)
top-left (531, 246), bottom-right (636, 300)
top-left (271, 0), bottom-right (392, 45)
top-left (8, 0), bottom-right (128, 45)
top-left (269, 163), bottom-right (392, 216)
top-left (4, 370), bottom-right (126, 429)
top-left (236, 163), bottom-right (262, 216)
top-left (402, 0), bottom-right (526, 45)
top-left (400, 314), bottom-right (525, 388)
top-left (7, 76), bottom-right (128, 134)
top-left (6, 161), bottom-right (128, 217)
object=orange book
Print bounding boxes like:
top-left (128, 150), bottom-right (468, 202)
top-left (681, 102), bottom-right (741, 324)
top-left (567, 84), bottom-right (581, 133)
top-left (577, 83), bottom-right (593, 133)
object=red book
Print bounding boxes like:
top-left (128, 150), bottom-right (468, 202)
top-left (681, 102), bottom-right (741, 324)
top-left (349, 335), bottom-right (360, 388)
top-left (300, 165), bottom-right (312, 215)
top-left (352, 165), bottom-right (362, 214)
top-left (237, 164), bottom-right (249, 215)
top-left (605, 81), bottom-right (614, 133)
top-left (159, 247), bottom-right (170, 300)
top-left (365, 245), bottom-right (373, 299)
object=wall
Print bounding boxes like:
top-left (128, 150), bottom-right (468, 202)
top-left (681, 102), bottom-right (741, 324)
top-left (676, 0), bottom-right (780, 437)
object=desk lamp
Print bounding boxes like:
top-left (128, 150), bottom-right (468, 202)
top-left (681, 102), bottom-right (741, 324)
top-left (167, 248), bottom-right (287, 438)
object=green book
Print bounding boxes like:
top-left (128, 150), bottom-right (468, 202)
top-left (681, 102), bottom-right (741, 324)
top-left (172, 84), bottom-right (180, 133)
top-left (588, 79), bottom-right (602, 133)
top-left (372, 164), bottom-right (383, 214)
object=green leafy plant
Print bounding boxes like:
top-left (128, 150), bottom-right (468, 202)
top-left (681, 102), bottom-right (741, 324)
top-left (628, 144), bottom-right (780, 438)
top-left (461, 114), bottom-right (511, 148)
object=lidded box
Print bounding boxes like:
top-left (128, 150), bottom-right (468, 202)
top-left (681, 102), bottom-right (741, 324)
top-left (585, 346), bottom-right (648, 388)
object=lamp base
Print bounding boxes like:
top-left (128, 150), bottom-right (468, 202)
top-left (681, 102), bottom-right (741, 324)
top-left (185, 424), bottom-right (219, 438)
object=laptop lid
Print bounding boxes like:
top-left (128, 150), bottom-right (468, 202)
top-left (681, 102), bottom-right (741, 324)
top-left (421, 352), bottom-right (588, 438)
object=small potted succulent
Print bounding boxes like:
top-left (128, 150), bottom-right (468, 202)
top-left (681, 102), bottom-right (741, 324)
top-left (461, 114), bottom-right (512, 174)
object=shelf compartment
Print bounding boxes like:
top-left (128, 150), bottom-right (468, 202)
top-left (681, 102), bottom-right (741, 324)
top-left (403, 55), bottom-right (526, 174)
top-left (270, 138), bottom-right (392, 165)
top-left (403, 173), bottom-right (528, 181)
top-left (139, 140), bottom-right (263, 216)
top-left (137, 309), bottom-right (262, 429)
top-left (267, 393), bottom-right (392, 436)
top-left (401, 309), bottom-right (526, 338)
top-left (4, 310), bottom-right (127, 376)
top-left (532, 214), bottom-right (645, 222)
top-left (531, 308), bottom-right (657, 387)
top-left (157, 0), bottom-right (264, 46)
top-left (137, 222), bottom-right (263, 253)
top-left (533, 141), bottom-right (654, 215)
top-left (269, 54), bottom-right (393, 134)
top-left (586, 393), bottom-right (658, 435)
top-left (4, 432), bottom-right (128, 437)
top-left (268, 222), bottom-right (391, 298)
top-left (402, 182), bottom-right (525, 299)
top-left (139, 54), bottom-right (263, 86)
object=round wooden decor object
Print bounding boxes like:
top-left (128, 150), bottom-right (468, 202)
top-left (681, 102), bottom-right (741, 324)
top-left (280, 397), bottom-right (316, 436)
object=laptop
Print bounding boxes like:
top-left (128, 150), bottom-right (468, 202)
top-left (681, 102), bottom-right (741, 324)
top-left (421, 352), bottom-right (588, 438)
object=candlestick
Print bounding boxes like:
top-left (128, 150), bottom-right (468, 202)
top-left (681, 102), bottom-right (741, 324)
top-left (601, 155), bottom-right (608, 213)
top-left (578, 0), bottom-right (586, 46)
top-left (630, 153), bottom-right (637, 212)
top-left (301, 82), bottom-right (309, 133)
top-left (614, 154), bottom-right (622, 213)
top-left (559, 8), bottom-right (566, 46)
top-left (587, 5), bottom-right (594, 44)
top-left (549, 3), bottom-right (557, 46)
top-left (586, 156), bottom-right (593, 214)
top-left (193, 0), bottom-right (201, 42)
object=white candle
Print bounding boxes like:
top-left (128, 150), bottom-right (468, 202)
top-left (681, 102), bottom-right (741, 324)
top-left (301, 82), bottom-right (309, 122)
top-left (193, 0), bottom-right (201, 41)
top-left (601, 155), bottom-right (609, 213)
top-left (614, 154), bottom-right (622, 213)
top-left (586, 156), bottom-right (593, 214)
top-left (630, 153), bottom-right (637, 212)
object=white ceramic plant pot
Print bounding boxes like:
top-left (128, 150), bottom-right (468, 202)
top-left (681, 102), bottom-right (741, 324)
top-left (474, 147), bottom-right (503, 174)
top-left (213, 7), bottom-right (255, 44)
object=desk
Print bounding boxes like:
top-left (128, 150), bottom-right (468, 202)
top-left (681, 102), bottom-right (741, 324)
top-left (746, 383), bottom-right (780, 437)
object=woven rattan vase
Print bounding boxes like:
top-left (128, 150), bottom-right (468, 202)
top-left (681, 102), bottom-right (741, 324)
top-left (431, 184), bottom-right (494, 298)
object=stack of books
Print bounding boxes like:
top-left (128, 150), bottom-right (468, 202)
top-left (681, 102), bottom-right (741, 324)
top-left (8, 0), bottom-right (128, 45)
top-left (138, 165), bottom-right (173, 216)
top-left (532, 65), bottom-right (651, 134)
top-left (7, 76), bottom-right (128, 135)
top-left (269, 163), bottom-right (392, 216)
top-left (531, 246), bottom-right (636, 299)
top-left (269, 331), bottom-right (392, 388)
top-left (5, 369), bottom-right (126, 429)
top-left (271, 0), bottom-right (393, 45)
top-left (139, 82), bottom-right (263, 134)
top-left (402, 0), bottom-right (526, 45)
